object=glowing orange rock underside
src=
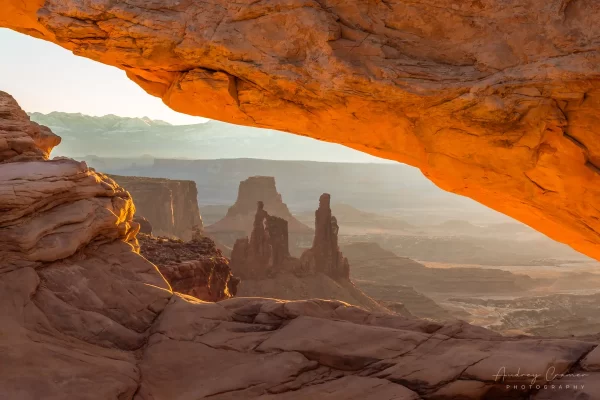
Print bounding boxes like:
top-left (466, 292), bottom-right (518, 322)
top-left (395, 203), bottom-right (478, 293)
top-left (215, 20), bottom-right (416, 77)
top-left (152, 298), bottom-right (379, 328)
top-left (2, 0), bottom-right (600, 259)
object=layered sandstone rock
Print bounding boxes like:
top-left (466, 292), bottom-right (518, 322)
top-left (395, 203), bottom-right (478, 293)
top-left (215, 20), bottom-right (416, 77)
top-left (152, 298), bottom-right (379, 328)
top-left (0, 90), bottom-right (172, 396)
top-left (0, 92), bottom-right (140, 273)
top-left (138, 233), bottom-right (239, 302)
top-left (230, 196), bottom-right (386, 312)
top-left (231, 201), bottom-right (298, 279)
top-left (206, 176), bottom-right (312, 252)
top-left (4, 0), bottom-right (600, 260)
top-left (300, 194), bottom-right (350, 280)
top-left (109, 174), bottom-right (202, 241)
top-left (2, 93), bottom-right (600, 399)
top-left (232, 194), bottom-right (350, 281)
top-left (0, 92), bottom-right (60, 163)
top-left (207, 176), bottom-right (310, 235)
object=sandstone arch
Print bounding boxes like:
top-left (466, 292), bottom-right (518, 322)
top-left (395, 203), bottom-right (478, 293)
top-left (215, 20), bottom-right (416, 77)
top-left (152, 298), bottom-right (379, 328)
top-left (2, 0), bottom-right (600, 259)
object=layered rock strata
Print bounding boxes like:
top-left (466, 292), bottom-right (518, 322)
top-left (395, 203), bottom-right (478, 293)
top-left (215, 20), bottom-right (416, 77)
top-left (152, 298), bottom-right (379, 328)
top-left (300, 193), bottom-right (350, 280)
top-left (3, 1), bottom-right (600, 260)
top-left (207, 176), bottom-right (311, 245)
top-left (138, 233), bottom-right (239, 302)
top-left (230, 201), bottom-right (298, 279)
top-left (109, 174), bottom-right (203, 241)
top-left (232, 194), bottom-right (350, 281)
top-left (230, 196), bottom-right (385, 312)
top-left (2, 92), bottom-right (600, 399)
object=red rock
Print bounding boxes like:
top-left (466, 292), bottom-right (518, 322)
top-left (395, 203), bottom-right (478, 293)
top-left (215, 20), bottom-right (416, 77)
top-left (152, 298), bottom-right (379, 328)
top-left (300, 193), bottom-right (350, 280)
top-left (2, 91), bottom-right (600, 400)
top-left (110, 174), bottom-right (203, 241)
top-left (4, 2), bottom-right (600, 260)
top-left (138, 233), bottom-right (239, 302)
top-left (207, 176), bottom-right (311, 237)
top-left (0, 91), bottom-right (60, 163)
top-left (230, 201), bottom-right (299, 279)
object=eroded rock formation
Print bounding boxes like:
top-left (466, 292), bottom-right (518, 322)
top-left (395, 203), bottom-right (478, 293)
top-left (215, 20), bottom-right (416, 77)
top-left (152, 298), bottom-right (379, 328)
top-left (2, 89), bottom-right (600, 400)
top-left (138, 233), bottom-right (238, 302)
top-left (3, 1), bottom-right (600, 260)
top-left (232, 195), bottom-right (350, 280)
top-left (230, 201), bottom-right (297, 279)
top-left (206, 176), bottom-right (312, 251)
top-left (109, 174), bottom-right (202, 241)
top-left (208, 176), bottom-right (310, 235)
top-left (300, 194), bottom-right (350, 280)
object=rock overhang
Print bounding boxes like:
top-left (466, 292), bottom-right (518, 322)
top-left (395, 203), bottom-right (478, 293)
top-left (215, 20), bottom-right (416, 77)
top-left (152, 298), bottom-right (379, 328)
top-left (2, 0), bottom-right (600, 259)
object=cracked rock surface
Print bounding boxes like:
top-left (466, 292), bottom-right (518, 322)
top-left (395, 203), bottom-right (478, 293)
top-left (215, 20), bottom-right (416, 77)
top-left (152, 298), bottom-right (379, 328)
top-left (2, 0), bottom-right (600, 260)
top-left (1, 92), bottom-right (599, 399)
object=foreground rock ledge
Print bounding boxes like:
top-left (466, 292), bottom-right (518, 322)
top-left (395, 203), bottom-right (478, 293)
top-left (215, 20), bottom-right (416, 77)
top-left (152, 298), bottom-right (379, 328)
top-left (3, 0), bottom-right (600, 259)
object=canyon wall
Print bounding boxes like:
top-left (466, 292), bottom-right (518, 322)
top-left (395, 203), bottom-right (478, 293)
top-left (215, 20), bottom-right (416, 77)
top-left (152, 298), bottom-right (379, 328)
top-left (3, 1), bottom-right (600, 260)
top-left (109, 174), bottom-right (202, 241)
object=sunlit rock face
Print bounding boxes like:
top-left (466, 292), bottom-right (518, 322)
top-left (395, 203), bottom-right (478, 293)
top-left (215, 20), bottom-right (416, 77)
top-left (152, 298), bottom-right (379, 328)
top-left (300, 193), bottom-right (350, 280)
top-left (3, 0), bottom-right (600, 260)
top-left (0, 91), bottom-right (140, 272)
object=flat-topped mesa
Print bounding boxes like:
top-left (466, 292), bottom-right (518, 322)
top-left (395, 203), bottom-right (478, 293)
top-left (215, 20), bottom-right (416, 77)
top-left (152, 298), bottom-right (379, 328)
top-left (230, 201), bottom-right (297, 279)
top-left (207, 176), bottom-right (311, 236)
top-left (301, 193), bottom-right (350, 280)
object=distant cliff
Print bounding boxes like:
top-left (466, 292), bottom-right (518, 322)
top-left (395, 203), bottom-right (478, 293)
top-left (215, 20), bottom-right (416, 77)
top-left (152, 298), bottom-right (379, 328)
top-left (109, 175), bottom-right (202, 241)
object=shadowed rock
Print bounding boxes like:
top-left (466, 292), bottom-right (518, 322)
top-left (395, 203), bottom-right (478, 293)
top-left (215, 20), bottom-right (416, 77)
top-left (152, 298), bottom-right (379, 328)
top-left (231, 201), bottom-right (298, 279)
top-left (300, 193), bottom-right (350, 280)
top-left (138, 233), bottom-right (239, 302)
top-left (207, 177), bottom-right (312, 249)
top-left (134, 215), bottom-right (153, 235)
top-left (110, 174), bottom-right (203, 241)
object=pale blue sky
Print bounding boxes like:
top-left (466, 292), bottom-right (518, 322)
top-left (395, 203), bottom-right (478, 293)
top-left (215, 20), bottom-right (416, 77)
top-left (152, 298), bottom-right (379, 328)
top-left (0, 28), bottom-right (206, 125)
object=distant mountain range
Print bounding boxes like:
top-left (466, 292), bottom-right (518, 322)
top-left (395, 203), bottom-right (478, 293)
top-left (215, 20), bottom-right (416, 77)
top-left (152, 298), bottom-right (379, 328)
top-left (29, 111), bottom-right (386, 163)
